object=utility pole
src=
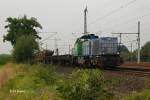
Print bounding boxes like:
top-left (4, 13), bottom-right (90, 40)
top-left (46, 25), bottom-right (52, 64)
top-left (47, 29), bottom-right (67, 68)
top-left (118, 33), bottom-right (122, 53)
top-left (68, 44), bottom-right (72, 55)
top-left (84, 6), bottom-right (88, 34)
top-left (137, 21), bottom-right (141, 64)
top-left (46, 44), bottom-right (47, 50)
top-left (112, 21), bottom-right (141, 63)
top-left (130, 42), bottom-right (133, 62)
top-left (125, 40), bottom-right (137, 62)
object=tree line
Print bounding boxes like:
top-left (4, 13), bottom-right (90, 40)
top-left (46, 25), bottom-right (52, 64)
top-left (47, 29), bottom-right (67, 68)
top-left (120, 42), bottom-right (150, 62)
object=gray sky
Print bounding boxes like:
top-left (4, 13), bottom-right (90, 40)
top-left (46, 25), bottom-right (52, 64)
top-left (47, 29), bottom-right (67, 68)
top-left (0, 0), bottom-right (150, 54)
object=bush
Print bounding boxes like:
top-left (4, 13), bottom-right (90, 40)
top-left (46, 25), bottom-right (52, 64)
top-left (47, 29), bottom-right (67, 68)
top-left (13, 35), bottom-right (39, 63)
top-left (34, 65), bottom-right (57, 85)
top-left (57, 69), bottom-right (114, 100)
top-left (124, 89), bottom-right (150, 100)
top-left (0, 64), bottom-right (58, 100)
top-left (0, 54), bottom-right (12, 65)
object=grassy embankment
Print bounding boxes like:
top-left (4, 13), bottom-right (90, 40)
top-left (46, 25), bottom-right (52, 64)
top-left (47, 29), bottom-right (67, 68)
top-left (0, 64), bottom-right (60, 100)
top-left (0, 63), bottom-right (119, 100)
top-left (0, 63), bottom-right (150, 100)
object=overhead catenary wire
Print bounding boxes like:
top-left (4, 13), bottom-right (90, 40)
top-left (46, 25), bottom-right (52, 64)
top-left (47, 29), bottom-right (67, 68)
top-left (74, 0), bottom-right (138, 33)
top-left (40, 32), bottom-right (57, 42)
top-left (100, 12), bottom-right (150, 33)
top-left (97, 12), bottom-right (144, 31)
top-left (88, 0), bottom-right (138, 27)
top-left (38, 32), bottom-right (57, 33)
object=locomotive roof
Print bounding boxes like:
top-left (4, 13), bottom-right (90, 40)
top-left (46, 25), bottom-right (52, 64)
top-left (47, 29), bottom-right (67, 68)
top-left (79, 34), bottom-right (99, 40)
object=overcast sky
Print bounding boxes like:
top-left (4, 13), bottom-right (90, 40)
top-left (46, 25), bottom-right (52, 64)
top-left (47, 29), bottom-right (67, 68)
top-left (0, 0), bottom-right (150, 54)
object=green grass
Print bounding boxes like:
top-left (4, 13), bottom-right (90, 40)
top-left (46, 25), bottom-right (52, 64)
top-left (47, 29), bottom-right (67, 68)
top-left (1, 63), bottom-right (149, 100)
top-left (0, 64), bottom-right (116, 100)
top-left (0, 64), bottom-right (60, 100)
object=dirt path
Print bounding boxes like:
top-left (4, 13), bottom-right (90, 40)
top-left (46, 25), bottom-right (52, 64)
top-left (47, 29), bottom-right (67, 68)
top-left (0, 63), bottom-right (14, 88)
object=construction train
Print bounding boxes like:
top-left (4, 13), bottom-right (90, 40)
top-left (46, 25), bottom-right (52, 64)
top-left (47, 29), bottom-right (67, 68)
top-left (36, 8), bottom-right (123, 68)
top-left (36, 34), bottom-right (123, 68)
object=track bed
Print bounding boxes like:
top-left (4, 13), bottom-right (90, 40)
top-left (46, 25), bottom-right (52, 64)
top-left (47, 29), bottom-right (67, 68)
top-left (54, 65), bottom-right (150, 99)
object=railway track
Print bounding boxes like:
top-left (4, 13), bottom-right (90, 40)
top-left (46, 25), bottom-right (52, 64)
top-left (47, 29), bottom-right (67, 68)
top-left (104, 67), bottom-right (150, 77)
top-left (54, 64), bottom-right (150, 77)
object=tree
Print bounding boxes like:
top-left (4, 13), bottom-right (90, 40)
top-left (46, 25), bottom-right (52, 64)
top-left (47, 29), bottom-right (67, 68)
top-left (13, 35), bottom-right (39, 63)
top-left (119, 45), bottom-right (130, 61)
top-left (3, 15), bottom-right (42, 45)
top-left (120, 45), bottom-right (129, 53)
top-left (141, 41), bottom-right (150, 61)
top-left (129, 41), bottom-right (150, 62)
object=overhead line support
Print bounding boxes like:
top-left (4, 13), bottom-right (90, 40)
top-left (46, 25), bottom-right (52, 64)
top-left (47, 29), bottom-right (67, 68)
top-left (112, 21), bottom-right (141, 64)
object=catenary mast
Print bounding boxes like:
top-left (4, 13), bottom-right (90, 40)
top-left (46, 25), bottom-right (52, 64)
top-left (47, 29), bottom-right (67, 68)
top-left (84, 6), bottom-right (88, 34)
